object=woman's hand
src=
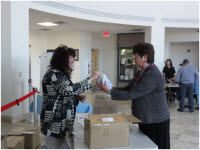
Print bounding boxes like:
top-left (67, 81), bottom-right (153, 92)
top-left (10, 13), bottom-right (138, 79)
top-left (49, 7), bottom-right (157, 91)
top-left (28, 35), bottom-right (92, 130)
top-left (170, 77), bottom-right (176, 82)
top-left (90, 71), bottom-right (101, 81)
top-left (96, 81), bottom-right (110, 94)
top-left (78, 94), bottom-right (86, 102)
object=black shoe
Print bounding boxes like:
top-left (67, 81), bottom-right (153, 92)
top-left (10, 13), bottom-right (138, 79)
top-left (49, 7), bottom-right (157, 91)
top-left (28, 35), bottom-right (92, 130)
top-left (184, 105), bottom-right (189, 108)
top-left (177, 108), bottom-right (184, 112)
top-left (195, 107), bottom-right (199, 110)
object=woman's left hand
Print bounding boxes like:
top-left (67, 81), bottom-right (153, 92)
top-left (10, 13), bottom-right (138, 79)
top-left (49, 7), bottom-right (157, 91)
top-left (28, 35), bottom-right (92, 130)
top-left (78, 94), bottom-right (86, 102)
top-left (96, 81), bottom-right (110, 94)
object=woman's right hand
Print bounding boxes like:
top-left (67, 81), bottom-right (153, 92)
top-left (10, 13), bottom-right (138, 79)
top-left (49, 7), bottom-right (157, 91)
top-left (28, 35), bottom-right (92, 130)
top-left (90, 71), bottom-right (100, 81)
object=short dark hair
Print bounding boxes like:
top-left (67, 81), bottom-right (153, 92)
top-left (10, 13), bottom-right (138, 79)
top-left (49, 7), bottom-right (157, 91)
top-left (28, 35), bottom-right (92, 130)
top-left (50, 45), bottom-right (76, 78)
top-left (133, 43), bottom-right (155, 63)
top-left (165, 59), bottom-right (173, 67)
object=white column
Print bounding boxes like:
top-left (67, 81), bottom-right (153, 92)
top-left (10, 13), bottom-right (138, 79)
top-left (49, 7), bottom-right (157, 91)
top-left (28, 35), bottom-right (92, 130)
top-left (151, 18), bottom-right (165, 72)
top-left (2, 1), bottom-right (29, 123)
top-left (2, 1), bottom-right (12, 119)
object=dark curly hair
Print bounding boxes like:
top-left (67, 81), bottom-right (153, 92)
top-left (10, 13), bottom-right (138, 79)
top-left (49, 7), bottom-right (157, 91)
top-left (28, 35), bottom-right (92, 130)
top-left (133, 42), bottom-right (155, 63)
top-left (50, 45), bottom-right (76, 78)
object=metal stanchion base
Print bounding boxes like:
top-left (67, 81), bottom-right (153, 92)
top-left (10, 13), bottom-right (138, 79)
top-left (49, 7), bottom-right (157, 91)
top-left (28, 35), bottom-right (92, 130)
top-left (22, 113), bottom-right (34, 124)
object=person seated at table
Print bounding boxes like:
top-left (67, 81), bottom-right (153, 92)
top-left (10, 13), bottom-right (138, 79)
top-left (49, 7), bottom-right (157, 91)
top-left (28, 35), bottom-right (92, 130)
top-left (163, 59), bottom-right (176, 83)
top-left (176, 59), bottom-right (199, 112)
top-left (97, 43), bottom-right (170, 149)
top-left (40, 44), bottom-right (100, 149)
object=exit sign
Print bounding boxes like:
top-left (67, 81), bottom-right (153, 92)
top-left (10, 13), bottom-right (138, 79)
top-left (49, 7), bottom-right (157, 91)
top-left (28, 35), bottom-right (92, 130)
top-left (187, 49), bottom-right (190, 52)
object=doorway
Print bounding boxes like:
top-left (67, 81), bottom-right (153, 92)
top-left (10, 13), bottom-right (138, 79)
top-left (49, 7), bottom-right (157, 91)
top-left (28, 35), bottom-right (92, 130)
top-left (91, 49), bottom-right (99, 86)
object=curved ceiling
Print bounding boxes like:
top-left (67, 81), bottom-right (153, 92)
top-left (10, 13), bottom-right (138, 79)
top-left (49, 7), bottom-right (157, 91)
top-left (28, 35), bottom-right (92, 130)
top-left (29, 9), bottom-right (149, 35)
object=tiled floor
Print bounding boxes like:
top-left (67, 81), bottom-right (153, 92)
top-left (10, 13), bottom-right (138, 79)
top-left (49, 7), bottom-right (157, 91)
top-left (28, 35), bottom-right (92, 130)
top-left (1, 89), bottom-right (199, 149)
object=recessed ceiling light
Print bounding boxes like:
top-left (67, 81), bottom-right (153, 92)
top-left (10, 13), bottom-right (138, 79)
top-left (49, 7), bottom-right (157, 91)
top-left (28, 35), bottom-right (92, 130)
top-left (37, 22), bottom-right (58, 26)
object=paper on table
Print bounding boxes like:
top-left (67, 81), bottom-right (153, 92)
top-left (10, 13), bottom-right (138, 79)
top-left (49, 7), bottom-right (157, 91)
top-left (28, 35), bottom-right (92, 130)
top-left (78, 118), bottom-right (85, 128)
top-left (102, 117), bottom-right (114, 122)
top-left (76, 113), bottom-right (89, 119)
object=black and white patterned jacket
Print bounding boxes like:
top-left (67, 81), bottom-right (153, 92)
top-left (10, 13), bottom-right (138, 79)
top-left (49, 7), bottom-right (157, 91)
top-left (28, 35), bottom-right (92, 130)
top-left (40, 68), bottom-right (92, 138)
top-left (110, 65), bottom-right (170, 124)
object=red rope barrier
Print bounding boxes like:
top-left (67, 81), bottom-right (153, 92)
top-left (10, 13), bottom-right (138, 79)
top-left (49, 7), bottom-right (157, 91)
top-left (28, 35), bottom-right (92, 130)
top-left (1, 89), bottom-right (37, 112)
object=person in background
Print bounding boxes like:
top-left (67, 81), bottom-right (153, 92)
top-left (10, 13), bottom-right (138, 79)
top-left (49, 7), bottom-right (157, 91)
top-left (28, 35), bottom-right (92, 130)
top-left (163, 59), bottom-right (177, 102)
top-left (40, 45), bottom-right (100, 149)
top-left (176, 59), bottom-right (199, 112)
top-left (163, 59), bottom-right (176, 83)
top-left (97, 43), bottom-right (170, 149)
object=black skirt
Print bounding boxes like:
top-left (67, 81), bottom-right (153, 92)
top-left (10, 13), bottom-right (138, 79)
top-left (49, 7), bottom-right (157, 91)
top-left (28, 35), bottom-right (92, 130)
top-left (139, 119), bottom-right (170, 149)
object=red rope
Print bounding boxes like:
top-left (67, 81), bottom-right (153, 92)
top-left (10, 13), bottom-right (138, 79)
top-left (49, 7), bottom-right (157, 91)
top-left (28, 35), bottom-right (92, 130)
top-left (1, 89), bottom-right (37, 112)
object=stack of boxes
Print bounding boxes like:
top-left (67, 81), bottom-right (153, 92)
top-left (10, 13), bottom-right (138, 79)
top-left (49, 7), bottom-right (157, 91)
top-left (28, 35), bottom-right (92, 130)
top-left (1, 126), bottom-right (40, 149)
top-left (93, 95), bottom-right (117, 114)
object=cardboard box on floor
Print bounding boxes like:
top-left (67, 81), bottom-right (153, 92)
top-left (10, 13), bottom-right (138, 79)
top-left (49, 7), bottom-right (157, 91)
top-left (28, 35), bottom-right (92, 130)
top-left (84, 114), bottom-right (142, 149)
top-left (35, 142), bottom-right (41, 149)
top-left (7, 126), bottom-right (40, 149)
top-left (1, 135), bottom-right (7, 149)
top-left (7, 136), bottom-right (24, 149)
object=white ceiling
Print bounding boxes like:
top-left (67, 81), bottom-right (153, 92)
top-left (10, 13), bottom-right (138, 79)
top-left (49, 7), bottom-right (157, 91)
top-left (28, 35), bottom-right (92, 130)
top-left (29, 9), bottom-right (199, 35)
top-left (29, 9), bottom-right (148, 35)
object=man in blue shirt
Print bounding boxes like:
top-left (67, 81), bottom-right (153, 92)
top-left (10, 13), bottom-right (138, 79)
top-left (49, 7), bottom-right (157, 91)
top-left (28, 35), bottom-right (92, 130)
top-left (176, 59), bottom-right (199, 112)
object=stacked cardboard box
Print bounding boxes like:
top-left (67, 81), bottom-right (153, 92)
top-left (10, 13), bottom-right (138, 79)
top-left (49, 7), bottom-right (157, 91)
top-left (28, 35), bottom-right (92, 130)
top-left (7, 126), bottom-right (40, 149)
top-left (93, 95), bottom-right (117, 114)
top-left (1, 135), bottom-right (7, 149)
top-left (7, 136), bottom-right (24, 149)
top-left (84, 114), bottom-right (141, 149)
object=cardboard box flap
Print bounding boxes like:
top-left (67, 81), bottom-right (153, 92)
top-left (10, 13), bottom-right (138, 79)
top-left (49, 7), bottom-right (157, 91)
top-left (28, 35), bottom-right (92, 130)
top-left (124, 114), bottom-right (142, 123)
top-left (1, 135), bottom-right (7, 149)
top-left (1, 135), bottom-right (6, 140)
top-left (7, 130), bottom-right (22, 136)
top-left (89, 114), bottom-right (128, 125)
top-left (7, 127), bottom-right (27, 136)
top-left (7, 136), bottom-right (23, 146)
top-left (25, 127), bottom-right (39, 131)
top-left (7, 136), bottom-right (19, 147)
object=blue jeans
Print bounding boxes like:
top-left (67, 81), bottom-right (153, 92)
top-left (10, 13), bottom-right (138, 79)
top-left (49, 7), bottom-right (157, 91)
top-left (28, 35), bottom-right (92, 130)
top-left (195, 82), bottom-right (199, 106)
top-left (187, 81), bottom-right (199, 106)
top-left (180, 83), bottom-right (194, 111)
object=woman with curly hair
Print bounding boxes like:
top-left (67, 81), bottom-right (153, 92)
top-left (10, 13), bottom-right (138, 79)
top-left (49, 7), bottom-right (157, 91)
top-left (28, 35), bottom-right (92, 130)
top-left (40, 45), bottom-right (100, 149)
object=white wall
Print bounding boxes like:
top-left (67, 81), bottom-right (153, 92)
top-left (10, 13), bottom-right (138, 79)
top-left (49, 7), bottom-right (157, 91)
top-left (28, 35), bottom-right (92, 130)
top-left (165, 29), bottom-right (199, 61)
top-left (29, 30), bottom-right (81, 92)
top-left (91, 34), bottom-right (117, 86)
top-left (170, 42), bottom-right (199, 73)
top-left (144, 27), bottom-right (152, 43)
top-left (80, 31), bottom-right (92, 80)
top-left (2, 2), bottom-right (29, 122)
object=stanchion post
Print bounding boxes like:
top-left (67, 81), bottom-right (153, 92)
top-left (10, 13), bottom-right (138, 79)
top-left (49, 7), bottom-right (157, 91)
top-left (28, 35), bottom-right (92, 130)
top-left (33, 88), bottom-right (38, 127)
top-left (29, 79), bottom-right (32, 121)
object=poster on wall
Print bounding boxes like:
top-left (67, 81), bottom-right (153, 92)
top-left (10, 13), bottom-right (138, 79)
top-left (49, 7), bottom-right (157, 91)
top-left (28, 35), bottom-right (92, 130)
top-left (125, 68), bottom-right (134, 80)
top-left (74, 49), bottom-right (79, 61)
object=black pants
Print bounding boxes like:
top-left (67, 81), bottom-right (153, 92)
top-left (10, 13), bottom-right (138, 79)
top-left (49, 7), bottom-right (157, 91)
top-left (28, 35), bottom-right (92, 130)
top-left (139, 119), bottom-right (170, 149)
